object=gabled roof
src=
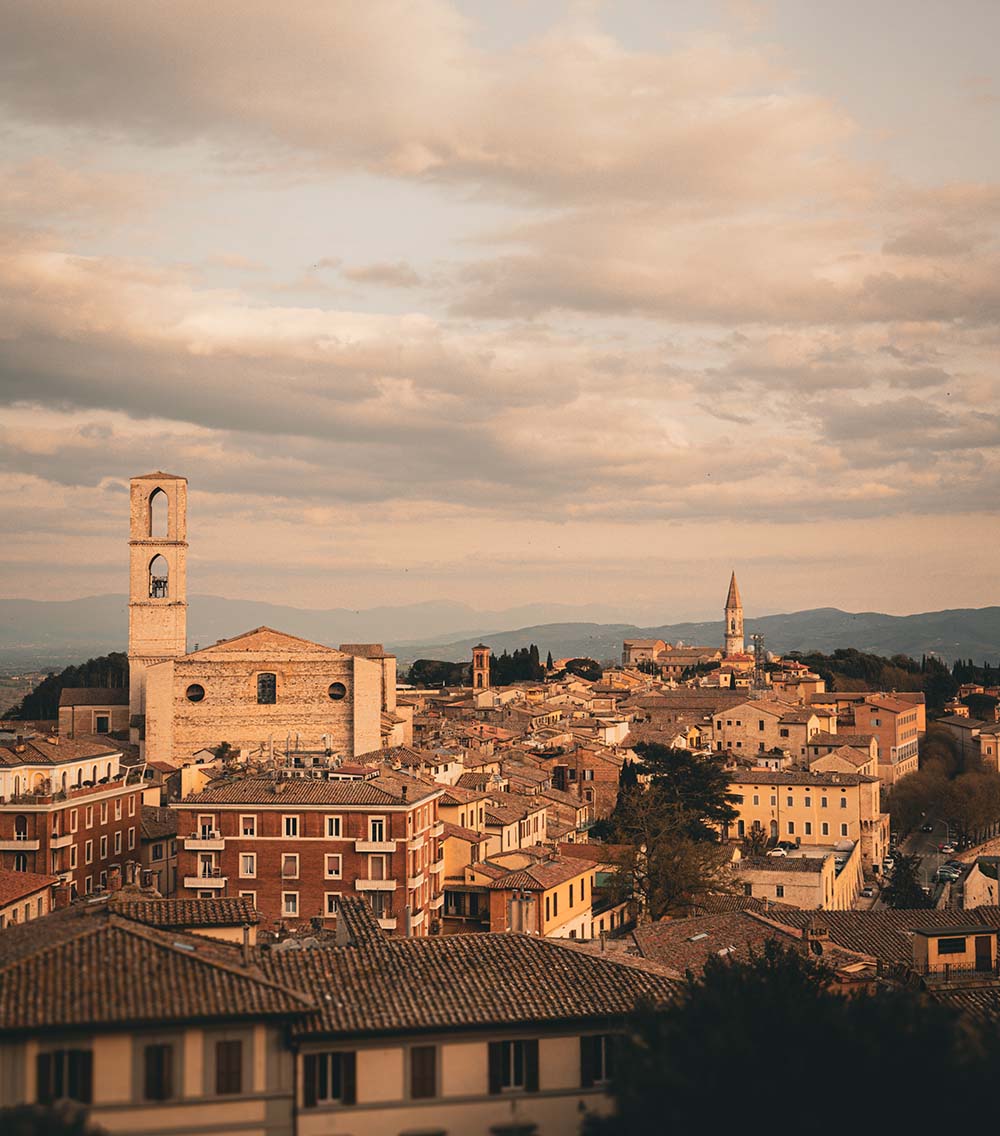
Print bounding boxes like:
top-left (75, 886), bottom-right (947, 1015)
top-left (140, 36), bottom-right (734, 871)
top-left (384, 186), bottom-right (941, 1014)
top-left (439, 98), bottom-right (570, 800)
top-left (180, 627), bottom-right (352, 660)
top-left (0, 870), bottom-right (58, 907)
top-left (133, 471), bottom-right (186, 481)
top-left (0, 735), bottom-right (121, 768)
top-left (0, 907), bottom-right (311, 1034)
top-left (58, 687), bottom-right (129, 708)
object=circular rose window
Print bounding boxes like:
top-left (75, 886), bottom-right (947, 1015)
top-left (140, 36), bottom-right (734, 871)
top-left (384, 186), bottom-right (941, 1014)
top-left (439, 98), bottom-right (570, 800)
top-left (185, 683), bottom-right (206, 702)
top-left (328, 682), bottom-right (347, 701)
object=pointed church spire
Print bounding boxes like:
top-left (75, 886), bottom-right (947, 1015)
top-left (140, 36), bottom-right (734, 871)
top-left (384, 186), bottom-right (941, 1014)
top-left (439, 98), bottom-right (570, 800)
top-left (725, 570), bottom-right (742, 611)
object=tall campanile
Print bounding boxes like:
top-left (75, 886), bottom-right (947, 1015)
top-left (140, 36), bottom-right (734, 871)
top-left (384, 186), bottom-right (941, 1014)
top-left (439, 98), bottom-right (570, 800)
top-left (128, 472), bottom-right (188, 745)
top-left (724, 570), bottom-right (744, 658)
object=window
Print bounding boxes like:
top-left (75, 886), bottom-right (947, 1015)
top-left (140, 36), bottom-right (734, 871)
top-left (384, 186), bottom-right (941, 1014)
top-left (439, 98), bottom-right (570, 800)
top-left (215, 1040), bottom-right (242, 1095)
top-left (776, 885), bottom-right (785, 898)
top-left (786, 796), bottom-right (793, 807)
top-left (185, 683), bottom-right (206, 703)
top-left (938, 937), bottom-right (967, 956)
top-left (804, 797), bottom-right (811, 808)
top-left (805, 822), bottom-right (812, 835)
top-left (553, 892), bottom-right (558, 917)
top-left (369, 817), bottom-right (386, 842)
top-left (114, 831), bottom-right (122, 855)
top-left (779, 728), bottom-right (789, 738)
top-left (241, 815), bottom-right (256, 837)
top-left (758, 720), bottom-right (765, 731)
top-left (743, 883), bottom-right (753, 896)
top-left (545, 896), bottom-right (550, 921)
top-left (325, 893), bottom-right (341, 916)
top-left (114, 799), bottom-right (122, 821)
top-left (325, 854), bottom-right (342, 879)
top-left (787, 822), bottom-right (795, 835)
top-left (83, 838), bottom-right (93, 864)
top-left (70, 845), bottom-right (78, 869)
top-left (840, 797), bottom-right (848, 809)
top-left (410, 1045), bottom-right (437, 1100)
top-left (84, 876), bottom-right (92, 895)
top-left (86, 806), bottom-right (93, 828)
top-left (100, 802), bottom-right (108, 824)
top-left (95, 714), bottom-right (110, 733)
top-left (129, 794), bottom-right (136, 816)
top-left (570, 883), bottom-right (574, 906)
top-left (69, 809), bottom-right (78, 833)
top-left (100, 835), bottom-right (108, 859)
top-left (489, 1040), bottom-right (539, 1094)
top-left (238, 890), bottom-right (256, 905)
top-left (284, 815), bottom-right (299, 838)
top-left (770, 796), bottom-right (777, 807)
top-left (128, 827), bottom-right (136, 850)
top-left (822, 822), bottom-right (829, 836)
top-left (257, 672), bottom-right (277, 704)
top-left (840, 824), bottom-right (849, 837)
top-left (240, 853), bottom-right (256, 878)
top-left (283, 891), bottom-right (299, 917)
top-left (143, 1043), bottom-right (175, 1101)
top-left (328, 682), bottom-right (347, 701)
top-left (282, 854), bottom-right (299, 879)
top-left (580, 1035), bottom-right (614, 1087)
top-left (326, 815), bottom-right (342, 838)
top-left (37, 1049), bottom-right (92, 1105)
top-left (752, 794), bottom-right (759, 805)
top-left (303, 1051), bottom-right (356, 1106)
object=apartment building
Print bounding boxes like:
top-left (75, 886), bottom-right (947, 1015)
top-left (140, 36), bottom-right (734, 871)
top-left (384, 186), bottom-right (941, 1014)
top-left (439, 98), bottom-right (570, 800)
top-left (0, 735), bottom-right (143, 896)
top-left (853, 694), bottom-right (924, 785)
top-left (172, 771), bottom-right (445, 935)
top-left (711, 700), bottom-right (835, 764)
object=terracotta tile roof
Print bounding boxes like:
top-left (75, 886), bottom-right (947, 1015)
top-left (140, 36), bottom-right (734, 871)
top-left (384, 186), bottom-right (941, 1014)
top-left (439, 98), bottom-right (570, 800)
top-left (0, 909), bottom-right (311, 1033)
top-left (487, 858), bottom-right (588, 891)
top-left (735, 855), bottom-right (827, 874)
top-left (262, 915), bottom-right (677, 1040)
top-left (0, 870), bottom-right (57, 907)
top-left (440, 821), bottom-right (483, 843)
top-left (689, 894), bottom-right (798, 917)
top-left (633, 912), bottom-right (802, 976)
top-left (456, 772), bottom-right (491, 790)
top-left (179, 774), bottom-right (441, 807)
top-left (772, 906), bottom-right (1000, 964)
top-left (731, 768), bottom-right (876, 786)
top-left (58, 687), bottom-right (130, 708)
top-left (109, 895), bottom-right (259, 929)
top-left (809, 731), bottom-right (876, 749)
top-left (0, 735), bottom-right (121, 767)
top-left (439, 785), bottom-right (488, 806)
top-left (140, 805), bottom-right (178, 841)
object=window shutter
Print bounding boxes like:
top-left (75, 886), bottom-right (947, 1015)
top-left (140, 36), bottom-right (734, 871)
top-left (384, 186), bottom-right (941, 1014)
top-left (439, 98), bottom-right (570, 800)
top-left (342, 1052), bottom-right (357, 1105)
top-left (488, 1042), bottom-right (503, 1095)
top-left (36, 1052), bottom-right (53, 1104)
top-left (163, 1045), bottom-right (174, 1100)
top-left (524, 1040), bottom-right (539, 1093)
top-left (75, 1050), bottom-right (94, 1104)
top-left (580, 1035), bottom-right (597, 1088)
top-left (303, 1055), bottom-right (318, 1108)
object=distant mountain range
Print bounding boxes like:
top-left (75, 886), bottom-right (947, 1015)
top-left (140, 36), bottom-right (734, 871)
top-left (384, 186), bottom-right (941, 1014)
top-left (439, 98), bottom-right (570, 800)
top-left (0, 594), bottom-right (997, 673)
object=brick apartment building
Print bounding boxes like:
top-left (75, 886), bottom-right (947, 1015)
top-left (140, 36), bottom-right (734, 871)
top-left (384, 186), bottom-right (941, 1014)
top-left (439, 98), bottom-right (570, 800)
top-left (172, 769), bottom-right (445, 935)
top-left (0, 735), bottom-right (144, 897)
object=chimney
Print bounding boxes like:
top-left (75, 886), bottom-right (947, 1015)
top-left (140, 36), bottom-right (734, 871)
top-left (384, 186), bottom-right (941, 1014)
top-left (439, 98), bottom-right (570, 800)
top-left (241, 923), bottom-right (252, 965)
top-left (52, 882), bottom-right (71, 910)
top-left (108, 865), bottom-right (123, 892)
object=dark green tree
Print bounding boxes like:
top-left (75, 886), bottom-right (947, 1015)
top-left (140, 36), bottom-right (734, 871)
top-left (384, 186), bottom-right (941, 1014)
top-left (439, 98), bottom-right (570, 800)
top-left (8, 652), bottom-right (128, 720)
top-left (586, 941), bottom-right (1000, 1132)
top-left (882, 853), bottom-right (930, 908)
top-left (631, 743), bottom-right (739, 841)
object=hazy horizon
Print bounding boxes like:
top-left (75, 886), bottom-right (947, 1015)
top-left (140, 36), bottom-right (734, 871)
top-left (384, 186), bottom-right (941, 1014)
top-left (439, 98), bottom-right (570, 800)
top-left (1, 2), bottom-right (998, 617)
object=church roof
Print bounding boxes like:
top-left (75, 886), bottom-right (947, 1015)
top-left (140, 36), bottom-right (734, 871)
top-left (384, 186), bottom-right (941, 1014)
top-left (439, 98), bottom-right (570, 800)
top-left (179, 626), bottom-right (352, 660)
top-left (726, 570), bottom-right (742, 610)
top-left (133, 471), bottom-right (186, 480)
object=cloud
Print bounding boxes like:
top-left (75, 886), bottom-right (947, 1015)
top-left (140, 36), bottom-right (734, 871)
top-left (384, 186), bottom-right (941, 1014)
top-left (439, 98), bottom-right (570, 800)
top-left (342, 261), bottom-right (423, 287)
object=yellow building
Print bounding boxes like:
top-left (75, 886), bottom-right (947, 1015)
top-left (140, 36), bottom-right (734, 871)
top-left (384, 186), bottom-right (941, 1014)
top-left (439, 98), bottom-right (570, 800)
top-left (727, 768), bottom-right (889, 873)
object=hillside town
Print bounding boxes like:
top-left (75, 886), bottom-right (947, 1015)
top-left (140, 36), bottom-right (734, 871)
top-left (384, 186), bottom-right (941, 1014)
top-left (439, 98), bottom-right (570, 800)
top-left (1, 473), bottom-right (1000, 1133)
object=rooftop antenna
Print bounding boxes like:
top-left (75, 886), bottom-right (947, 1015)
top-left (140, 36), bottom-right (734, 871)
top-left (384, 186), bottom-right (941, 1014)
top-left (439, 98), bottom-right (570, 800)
top-left (750, 633), bottom-right (767, 697)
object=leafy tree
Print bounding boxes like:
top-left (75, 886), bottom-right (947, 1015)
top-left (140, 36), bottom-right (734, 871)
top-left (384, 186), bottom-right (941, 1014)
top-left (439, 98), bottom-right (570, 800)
top-left (882, 853), bottom-right (930, 908)
top-left (631, 743), bottom-right (739, 841)
top-left (563, 657), bottom-right (603, 682)
top-left (963, 693), bottom-right (999, 721)
top-left (8, 652), bottom-right (128, 720)
top-left (586, 941), bottom-right (1000, 1132)
top-left (406, 659), bottom-right (468, 687)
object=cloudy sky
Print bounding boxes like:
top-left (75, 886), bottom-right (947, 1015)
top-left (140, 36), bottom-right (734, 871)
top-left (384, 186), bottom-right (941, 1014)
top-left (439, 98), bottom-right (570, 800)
top-left (1, 0), bottom-right (998, 623)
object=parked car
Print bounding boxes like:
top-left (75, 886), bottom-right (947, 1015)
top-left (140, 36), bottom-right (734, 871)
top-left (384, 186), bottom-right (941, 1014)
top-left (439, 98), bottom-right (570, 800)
top-left (860, 886), bottom-right (876, 898)
top-left (777, 840), bottom-right (798, 851)
top-left (936, 867), bottom-right (961, 882)
top-left (939, 843), bottom-right (956, 854)
top-left (766, 848), bottom-right (786, 857)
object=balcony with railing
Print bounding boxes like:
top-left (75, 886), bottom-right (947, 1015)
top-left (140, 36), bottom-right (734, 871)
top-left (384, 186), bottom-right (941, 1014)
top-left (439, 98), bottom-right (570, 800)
top-left (354, 839), bottom-right (397, 853)
top-left (429, 821), bottom-right (444, 838)
top-left (184, 867), bottom-right (227, 889)
top-left (355, 877), bottom-right (397, 891)
top-left (184, 829), bottom-right (225, 851)
top-left (50, 831), bottom-right (74, 849)
top-left (407, 834), bottom-right (425, 852)
top-left (429, 858), bottom-right (445, 875)
top-left (407, 871), bottom-right (425, 891)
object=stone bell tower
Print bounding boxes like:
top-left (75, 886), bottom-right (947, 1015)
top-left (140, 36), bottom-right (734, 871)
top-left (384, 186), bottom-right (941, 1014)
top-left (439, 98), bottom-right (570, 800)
top-left (472, 644), bottom-right (491, 690)
top-left (128, 472), bottom-right (188, 744)
top-left (724, 571), bottom-right (744, 658)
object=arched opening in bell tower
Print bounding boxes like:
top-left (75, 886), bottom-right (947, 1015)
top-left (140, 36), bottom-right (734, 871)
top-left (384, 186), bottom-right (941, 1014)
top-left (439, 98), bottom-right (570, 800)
top-left (149, 554), bottom-right (169, 598)
top-left (149, 488), bottom-right (168, 539)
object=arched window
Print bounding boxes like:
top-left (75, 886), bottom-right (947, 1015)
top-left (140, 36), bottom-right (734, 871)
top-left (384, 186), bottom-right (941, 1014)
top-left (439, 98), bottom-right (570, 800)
top-left (149, 488), bottom-right (168, 539)
top-left (14, 815), bottom-right (27, 838)
top-left (257, 673), bottom-right (277, 704)
top-left (76, 768), bottom-right (83, 787)
top-left (106, 762), bottom-right (113, 780)
top-left (149, 554), bottom-right (169, 598)
top-left (91, 765), bottom-right (98, 784)
top-left (61, 772), bottom-right (68, 792)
